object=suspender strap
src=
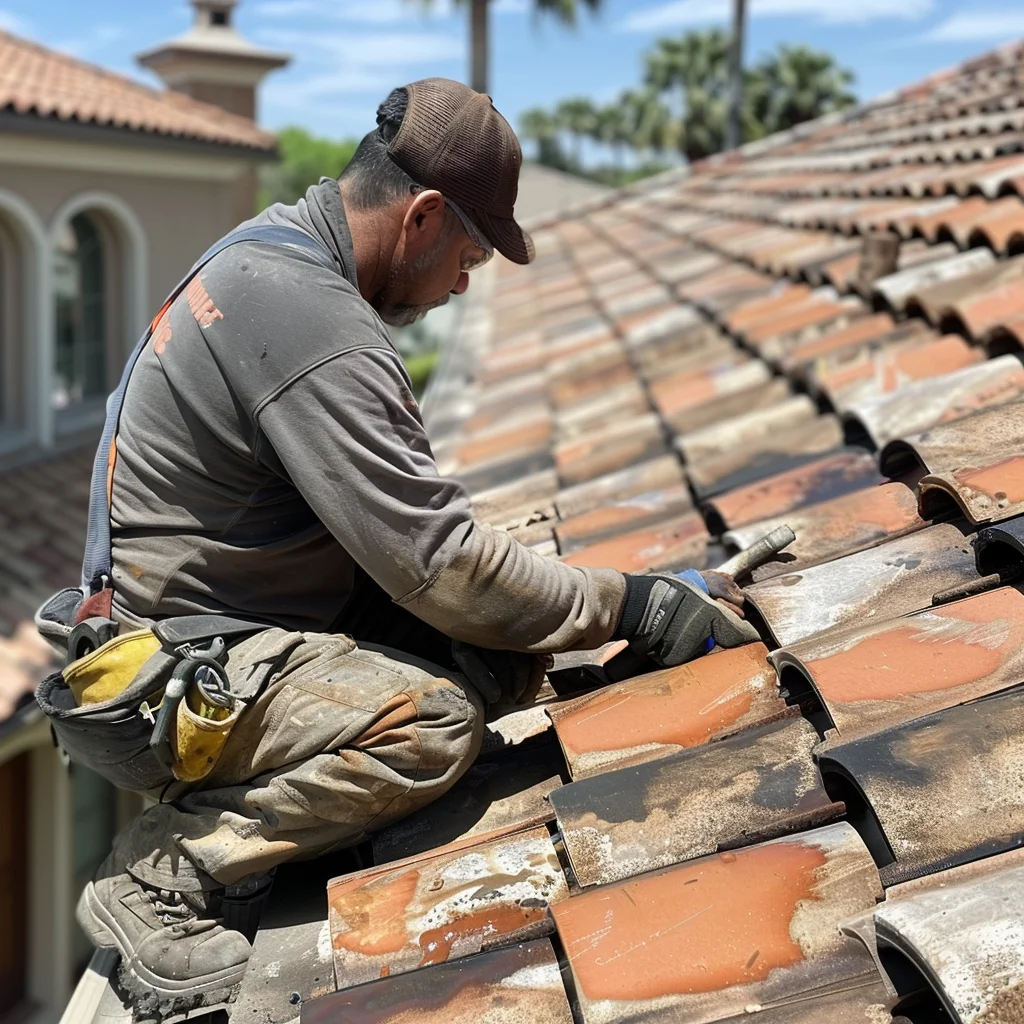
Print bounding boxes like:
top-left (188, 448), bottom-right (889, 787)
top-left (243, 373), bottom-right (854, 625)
top-left (81, 224), bottom-right (340, 592)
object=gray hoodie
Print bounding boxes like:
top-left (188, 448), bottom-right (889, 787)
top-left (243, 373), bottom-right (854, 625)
top-left (109, 179), bottom-right (625, 653)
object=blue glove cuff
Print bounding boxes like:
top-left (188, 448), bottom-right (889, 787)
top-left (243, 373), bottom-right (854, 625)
top-left (674, 569), bottom-right (715, 653)
top-left (675, 568), bottom-right (710, 594)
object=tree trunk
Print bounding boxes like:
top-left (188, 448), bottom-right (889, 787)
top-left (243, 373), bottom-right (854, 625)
top-left (678, 84), bottom-right (687, 158)
top-left (470, 0), bottom-right (489, 94)
top-left (726, 0), bottom-right (747, 150)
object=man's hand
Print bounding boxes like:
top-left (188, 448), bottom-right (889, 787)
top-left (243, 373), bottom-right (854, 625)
top-left (700, 569), bottom-right (747, 618)
top-left (451, 641), bottom-right (549, 707)
top-left (615, 573), bottom-right (760, 667)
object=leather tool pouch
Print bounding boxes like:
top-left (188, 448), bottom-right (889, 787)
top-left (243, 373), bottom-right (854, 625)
top-left (35, 586), bottom-right (89, 657)
top-left (35, 610), bottom-right (266, 791)
top-left (37, 647), bottom-right (179, 791)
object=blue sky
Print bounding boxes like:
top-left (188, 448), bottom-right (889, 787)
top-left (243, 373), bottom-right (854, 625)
top-left (3, 0), bottom-right (1024, 159)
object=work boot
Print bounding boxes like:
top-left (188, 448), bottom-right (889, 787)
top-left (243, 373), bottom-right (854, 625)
top-left (77, 872), bottom-right (252, 1019)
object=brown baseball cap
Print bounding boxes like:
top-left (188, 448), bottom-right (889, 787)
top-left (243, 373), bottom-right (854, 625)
top-left (387, 78), bottom-right (535, 265)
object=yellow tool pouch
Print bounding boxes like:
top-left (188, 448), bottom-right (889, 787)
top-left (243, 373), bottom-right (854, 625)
top-left (61, 629), bottom-right (243, 783)
top-left (174, 688), bottom-right (245, 783)
top-left (64, 630), bottom-right (162, 706)
top-left (36, 613), bottom-right (266, 790)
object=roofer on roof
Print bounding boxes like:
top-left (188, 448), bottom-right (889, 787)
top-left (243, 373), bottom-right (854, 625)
top-left (36, 79), bottom-right (757, 1018)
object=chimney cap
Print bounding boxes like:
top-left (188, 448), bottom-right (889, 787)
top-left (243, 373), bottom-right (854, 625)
top-left (137, 0), bottom-right (289, 71)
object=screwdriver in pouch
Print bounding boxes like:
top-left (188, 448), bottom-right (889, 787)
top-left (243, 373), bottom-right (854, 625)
top-left (149, 661), bottom-right (191, 761)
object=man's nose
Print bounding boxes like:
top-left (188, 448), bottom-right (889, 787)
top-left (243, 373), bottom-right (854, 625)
top-left (451, 271), bottom-right (469, 296)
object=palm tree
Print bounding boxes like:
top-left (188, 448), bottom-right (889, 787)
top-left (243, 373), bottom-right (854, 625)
top-left (643, 28), bottom-right (732, 163)
top-left (520, 106), bottom-right (567, 169)
top-left (595, 103), bottom-right (630, 170)
top-left (726, 0), bottom-right (747, 150)
top-left (520, 106), bottom-right (558, 148)
top-left (618, 88), bottom-right (675, 159)
top-left (555, 96), bottom-right (599, 168)
top-left (749, 44), bottom-right (856, 136)
top-left (413, 0), bottom-right (602, 94)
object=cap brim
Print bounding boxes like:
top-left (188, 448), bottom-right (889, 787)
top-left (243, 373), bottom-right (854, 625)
top-left (473, 209), bottom-right (535, 265)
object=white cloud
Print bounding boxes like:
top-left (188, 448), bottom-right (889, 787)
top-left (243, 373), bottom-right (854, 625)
top-left (264, 29), bottom-right (463, 65)
top-left (255, 0), bottom-right (328, 15)
top-left (620, 0), bottom-right (935, 33)
top-left (253, 1), bottom-right (470, 120)
top-left (259, 27), bottom-right (464, 115)
top-left (266, 68), bottom-right (393, 106)
top-left (254, 0), bottom-right (523, 22)
top-left (254, 0), bottom-right (456, 22)
top-left (917, 10), bottom-right (1024, 43)
top-left (0, 9), bottom-right (31, 35)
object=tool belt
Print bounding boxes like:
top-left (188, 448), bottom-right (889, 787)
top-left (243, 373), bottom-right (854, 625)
top-left (35, 600), bottom-right (266, 792)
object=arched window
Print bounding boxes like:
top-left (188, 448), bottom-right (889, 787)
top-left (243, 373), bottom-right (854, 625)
top-left (0, 215), bottom-right (25, 432)
top-left (53, 213), bottom-right (107, 411)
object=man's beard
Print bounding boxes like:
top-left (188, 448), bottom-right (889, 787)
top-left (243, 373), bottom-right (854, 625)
top-left (374, 244), bottom-right (450, 327)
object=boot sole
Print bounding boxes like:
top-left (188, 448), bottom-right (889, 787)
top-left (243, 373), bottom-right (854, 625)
top-left (79, 882), bottom-right (247, 1011)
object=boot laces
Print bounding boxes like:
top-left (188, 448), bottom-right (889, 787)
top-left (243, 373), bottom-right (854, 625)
top-left (145, 887), bottom-right (197, 928)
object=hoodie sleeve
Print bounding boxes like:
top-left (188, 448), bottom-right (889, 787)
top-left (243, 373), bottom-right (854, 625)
top-left (255, 345), bottom-right (626, 653)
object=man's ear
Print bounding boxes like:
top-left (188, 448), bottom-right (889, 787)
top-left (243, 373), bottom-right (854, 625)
top-left (403, 189), bottom-right (446, 248)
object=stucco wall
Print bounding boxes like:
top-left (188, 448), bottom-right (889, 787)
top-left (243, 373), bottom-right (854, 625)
top-left (0, 131), bottom-right (268, 461)
top-left (0, 159), bottom-right (250, 313)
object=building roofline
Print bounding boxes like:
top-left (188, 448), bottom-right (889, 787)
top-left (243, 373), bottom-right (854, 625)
top-left (0, 107), bottom-right (278, 158)
top-left (0, 27), bottom-right (278, 152)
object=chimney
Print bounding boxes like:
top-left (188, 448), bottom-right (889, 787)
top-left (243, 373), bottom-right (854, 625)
top-left (137, 0), bottom-right (289, 122)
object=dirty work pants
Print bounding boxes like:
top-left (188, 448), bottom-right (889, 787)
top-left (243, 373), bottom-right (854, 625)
top-left (112, 625), bottom-right (484, 892)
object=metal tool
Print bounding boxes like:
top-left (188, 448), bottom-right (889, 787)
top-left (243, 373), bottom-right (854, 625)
top-left (717, 524), bottom-right (796, 582)
top-left (149, 636), bottom-right (231, 765)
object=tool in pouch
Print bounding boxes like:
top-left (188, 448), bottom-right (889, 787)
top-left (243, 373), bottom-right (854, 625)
top-left (50, 615), bottom-right (265, 788)
top-left (33, 224), bottom-right (341, 790)
top-left (146, 635), bottom-right (240, 782)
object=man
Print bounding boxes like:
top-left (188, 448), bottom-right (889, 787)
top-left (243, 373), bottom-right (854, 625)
top-left (68, 79), bottom-right (757, 1015)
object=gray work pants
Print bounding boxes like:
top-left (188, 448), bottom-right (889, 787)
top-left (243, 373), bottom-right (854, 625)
top-left (112, 627), bottom-right (484, 892)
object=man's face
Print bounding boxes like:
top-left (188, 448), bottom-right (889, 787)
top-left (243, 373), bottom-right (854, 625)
top-left (375, 190), bottom-right (488, 327)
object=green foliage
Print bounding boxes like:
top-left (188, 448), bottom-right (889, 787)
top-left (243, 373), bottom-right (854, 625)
top-left (520, 106), bottom-right (577, 172)
top-left (520, 106), bottom-right (559, 144)
top-left (417, 0), bottom-right (599, 24)
top-left (617, 87), bottom-right (676, 155)
top-left (748, 44), bottom-right (857, 136)
top-left (530, 0), bottom-right (601, 25)
top-left (644, 29), bottom-right (731, 162)
top-left (520, 30), bottom-right (856, 176)
top-left (403, 350), bottom-right (440, 397)
top-left (411, 0), bottom-right (601, 93)
top-left (258, 127), bottom-right (359, 210)
top-left (586, 160), bottom-right (672, 188)
top-left (554, 95), bottom-right (600, 164)
top-left (642, 31), bottom-right (856, 162)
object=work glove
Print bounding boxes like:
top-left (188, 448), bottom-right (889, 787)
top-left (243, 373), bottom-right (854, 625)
top-left (451, 641), bottom-right (550, 707)
top-left (614, 571), bottom-right (760, 667)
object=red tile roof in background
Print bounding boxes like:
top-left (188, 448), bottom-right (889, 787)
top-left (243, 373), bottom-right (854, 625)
top-left (0, 30), bottom-right (276, 150)
top-left (0, 447), bottom-right (91, 723)
top-left (295, 37), bottom-right (1024, 1024)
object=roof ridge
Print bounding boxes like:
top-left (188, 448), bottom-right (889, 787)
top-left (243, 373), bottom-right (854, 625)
top-left (0, 27), bottom-right (276, 150)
